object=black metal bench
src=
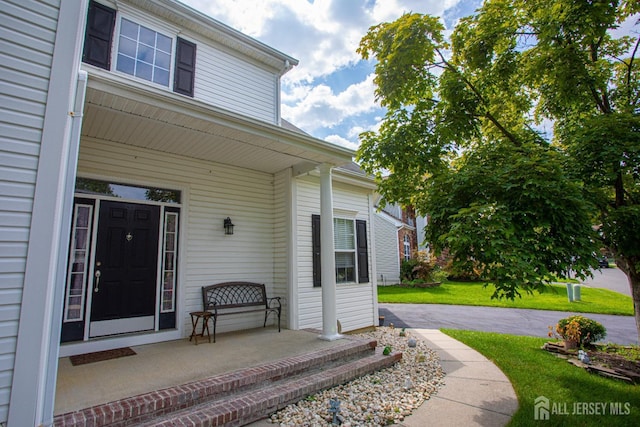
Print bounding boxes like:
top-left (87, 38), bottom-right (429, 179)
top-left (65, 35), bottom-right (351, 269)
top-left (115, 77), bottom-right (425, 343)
top-left (201, 281), bottom-right (282, 343)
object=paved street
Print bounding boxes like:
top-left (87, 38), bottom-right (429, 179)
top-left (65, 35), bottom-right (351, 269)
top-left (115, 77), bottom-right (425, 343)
top-left (581, 266), bottom-right (631, 296)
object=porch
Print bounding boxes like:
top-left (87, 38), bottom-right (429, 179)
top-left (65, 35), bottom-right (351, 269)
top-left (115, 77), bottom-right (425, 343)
top-left (53, 327), bottom-right (399, 426)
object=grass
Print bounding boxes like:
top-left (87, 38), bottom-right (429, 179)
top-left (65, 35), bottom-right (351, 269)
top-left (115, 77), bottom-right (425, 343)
top-left (378, 281), bottom-right (634, 316)
top-left (441, 329), bottom-right (640, 426)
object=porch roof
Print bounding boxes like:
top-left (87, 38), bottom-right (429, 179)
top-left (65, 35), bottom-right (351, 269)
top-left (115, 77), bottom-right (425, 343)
top-left (80, 71), bottom-right (355, 175)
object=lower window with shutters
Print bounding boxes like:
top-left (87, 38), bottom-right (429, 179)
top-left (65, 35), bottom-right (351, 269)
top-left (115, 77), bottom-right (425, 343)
top-left (311, 214), bottom-right (369, 286)
top-left (334, 218), bottom-right (356, 283)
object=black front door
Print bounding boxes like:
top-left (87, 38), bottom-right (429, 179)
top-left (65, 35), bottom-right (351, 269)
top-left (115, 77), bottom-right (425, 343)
top-left (89, 201), bottom-right (160, 337)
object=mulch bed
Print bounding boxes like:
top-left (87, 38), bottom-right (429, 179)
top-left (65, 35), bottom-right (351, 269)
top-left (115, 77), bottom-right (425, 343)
top-left (69, 347), bottom-right (136, 366)
top-left (543, 341), bottom-right (640, 384)
top-left (397, 282), bottom-right (441, 288)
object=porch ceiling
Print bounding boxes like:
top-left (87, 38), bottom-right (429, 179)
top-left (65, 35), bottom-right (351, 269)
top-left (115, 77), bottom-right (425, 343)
top-left (80, 75), bottom-right (354, 175)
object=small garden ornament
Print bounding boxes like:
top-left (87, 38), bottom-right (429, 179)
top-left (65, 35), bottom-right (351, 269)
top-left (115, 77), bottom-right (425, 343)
top-left (329, 398), bottom-right (342, 425)
top-left (578, 350), bottom-right (591, 364)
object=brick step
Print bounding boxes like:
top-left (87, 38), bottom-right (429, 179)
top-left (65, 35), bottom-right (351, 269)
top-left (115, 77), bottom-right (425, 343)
top-left (142, 348), bottom-right (403, 427)
top-left (53, 336), bottom-right (388, 427)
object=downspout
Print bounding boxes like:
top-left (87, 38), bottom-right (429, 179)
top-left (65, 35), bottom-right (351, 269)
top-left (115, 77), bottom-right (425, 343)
top-left (368, 193), bottom-right (379, 327)
top-left (275, 59), bottom-right (293, 126)
top-left (43, 69), bottom-right (88, 421)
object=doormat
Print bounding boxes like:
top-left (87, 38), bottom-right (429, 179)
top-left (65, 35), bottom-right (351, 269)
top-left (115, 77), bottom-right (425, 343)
top-left (69, 347), bottom-right (136, 366)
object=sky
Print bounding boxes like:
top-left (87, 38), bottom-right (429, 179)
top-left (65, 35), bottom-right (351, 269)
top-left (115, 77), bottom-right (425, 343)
top-left (179, 0), bottom-right (638, 152)
top-left (178, 0), bottom-right (483, 151)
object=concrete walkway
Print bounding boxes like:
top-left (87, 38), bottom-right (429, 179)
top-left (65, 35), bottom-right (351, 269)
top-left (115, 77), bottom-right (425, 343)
top-left (246, 328), bottom-right (518, 427)
top-left (396, 329), bottom-right (518, 427)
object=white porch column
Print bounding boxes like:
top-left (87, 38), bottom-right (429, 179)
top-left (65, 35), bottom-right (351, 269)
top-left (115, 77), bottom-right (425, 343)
top-left (318, 164), bottom-right (342, 341)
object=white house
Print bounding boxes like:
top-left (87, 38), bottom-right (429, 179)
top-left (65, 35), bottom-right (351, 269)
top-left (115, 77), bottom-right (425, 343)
top-left (374, 201), bottom-right (420, 285)
top-left (0, 1), bottom-right (379, 424)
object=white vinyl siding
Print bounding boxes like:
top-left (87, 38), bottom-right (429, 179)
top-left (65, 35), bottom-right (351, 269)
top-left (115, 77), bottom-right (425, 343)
top-left (77, 138), bottom-right (278, 337)
top-left (295, 176), bottom-right (375, 332)
top-left (82, 2), bottom-right (281, 125)
top-left (374, 214), bottom-right (401, 285)
top-left (0, 0), bottom-right (60, 422)
top-left (195, 42), bottom-right (277, 124)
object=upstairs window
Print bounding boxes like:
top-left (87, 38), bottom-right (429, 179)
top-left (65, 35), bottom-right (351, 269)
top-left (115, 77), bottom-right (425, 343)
top-left (82, 1), bottom-right (196, 97)
top-left (116, 18), bottom-right (172, 86)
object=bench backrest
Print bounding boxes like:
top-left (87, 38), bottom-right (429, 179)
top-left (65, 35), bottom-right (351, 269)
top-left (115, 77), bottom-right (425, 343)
top-left (202, 282), bottom-right (268, 310)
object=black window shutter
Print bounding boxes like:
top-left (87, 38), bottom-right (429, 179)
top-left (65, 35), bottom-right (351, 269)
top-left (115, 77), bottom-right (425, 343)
top-left (356, 220), bottom-right (369, 283)
top-left (174, 38), bottom-right (196, 96)
top-left (83, 1), bottom-right (116, 70)
top-left (312, 214), bottom-right (321, 287)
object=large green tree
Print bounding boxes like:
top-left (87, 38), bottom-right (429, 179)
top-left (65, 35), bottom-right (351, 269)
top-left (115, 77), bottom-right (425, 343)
top-left (357, 0), bottom-right (640, 340)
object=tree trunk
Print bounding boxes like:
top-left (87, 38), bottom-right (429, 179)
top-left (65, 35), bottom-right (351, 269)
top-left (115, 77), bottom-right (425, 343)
top-left (617, 254), bottom-right (640, 344)
top-left (629, 269), bottom-right (640, 345)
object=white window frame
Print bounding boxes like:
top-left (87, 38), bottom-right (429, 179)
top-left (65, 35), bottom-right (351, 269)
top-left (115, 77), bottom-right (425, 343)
top-left (111, 6), bottom-right (180, 89)
top-left (64, 204), bottom-right (93, 322)
top-left (334, 217), bottom-right (357, 284)
top-left (115, 17), bottom-right (173, 87)
top-left (161, 211), bottom-right (179, 312)
top-left (403, 234), bottom-right (411, 261)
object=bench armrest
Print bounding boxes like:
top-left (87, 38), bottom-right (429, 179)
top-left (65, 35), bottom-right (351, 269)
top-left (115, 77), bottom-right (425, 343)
top-left (266, 297), bottom-right (281, 309)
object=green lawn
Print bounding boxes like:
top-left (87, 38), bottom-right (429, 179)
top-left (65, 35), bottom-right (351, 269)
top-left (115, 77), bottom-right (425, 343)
top-left (378, 281), bottom-right (634, 316)
top-left (441, 329), bottom-right (640, 426)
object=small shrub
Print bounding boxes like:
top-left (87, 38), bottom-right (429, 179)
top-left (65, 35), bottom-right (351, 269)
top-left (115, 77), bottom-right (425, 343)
top-left (401, 250), bottom-right (446, 283)
top-left (400, 258), bottom-right (421, 281)
top-left (438, 251), bottom-right (483, 281)
top-left (554, 315), bottom-right (607, 346)
top-left (430, 269), bottom-right (449, 283)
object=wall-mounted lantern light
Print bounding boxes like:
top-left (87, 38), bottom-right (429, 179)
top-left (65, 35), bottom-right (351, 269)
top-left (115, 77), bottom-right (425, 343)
top-left (223, 217), bottom-right (235, 235)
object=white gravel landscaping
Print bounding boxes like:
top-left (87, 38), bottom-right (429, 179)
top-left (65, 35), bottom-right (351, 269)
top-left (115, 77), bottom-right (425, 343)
top-left (268, 327), bottom-right (445, 426)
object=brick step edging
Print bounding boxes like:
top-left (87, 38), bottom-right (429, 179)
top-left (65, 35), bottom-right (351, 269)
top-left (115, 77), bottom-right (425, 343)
top-left (53, 337), bottom-right (378, 427)
top-left (145, 350), bottom-right (403, 427)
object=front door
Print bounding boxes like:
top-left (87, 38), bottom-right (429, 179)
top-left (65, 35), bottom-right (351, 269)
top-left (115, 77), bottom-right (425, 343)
top-left (89, 201), bottom-right (160, 337)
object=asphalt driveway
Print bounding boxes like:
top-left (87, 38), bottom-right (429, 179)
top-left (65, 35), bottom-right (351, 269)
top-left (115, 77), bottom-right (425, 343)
top-left (380, 267), bottom-right (638, 345)
top-left (379, 303), bottom-right (639, 345)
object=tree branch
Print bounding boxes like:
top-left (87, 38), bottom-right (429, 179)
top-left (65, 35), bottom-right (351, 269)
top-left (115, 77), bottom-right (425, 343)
top-left (589, 42), bottom-right (613, 113)
top-left (627, 36), bottom-right (640, 107)
top-left (434, 47), bottom-right (523, 147)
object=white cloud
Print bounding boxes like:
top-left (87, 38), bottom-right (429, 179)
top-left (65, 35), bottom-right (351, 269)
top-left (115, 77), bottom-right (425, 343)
top-left (281, 74), bottom-right (379, 132)
top-left (324, 134), bottom-right (360, 151)
top-left (182, 0), bottom-right (464, 84)
top-left (179, 0), bottom-right (467, 148)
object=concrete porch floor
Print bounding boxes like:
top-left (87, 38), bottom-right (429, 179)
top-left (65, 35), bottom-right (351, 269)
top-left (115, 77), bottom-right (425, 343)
top-left (55, 327), bottom-right (342, 416)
